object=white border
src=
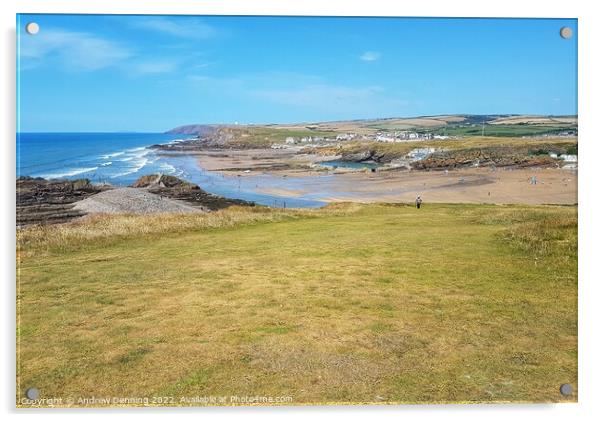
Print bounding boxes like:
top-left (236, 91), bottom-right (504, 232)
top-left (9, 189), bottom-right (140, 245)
top-left (2, 1), bottom-right (601, 421)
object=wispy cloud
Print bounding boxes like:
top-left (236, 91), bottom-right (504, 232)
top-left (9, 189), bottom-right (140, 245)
top-left (185, 71), bottom-right (408, 116)
top-left (20, 29), bottom-right (130, 71)
top-left (19, 27), bottom-right (187, 75)
top-left (131, 17), bottom-right (218, 39)
top-left (360, 51), bottom-right (381, 62)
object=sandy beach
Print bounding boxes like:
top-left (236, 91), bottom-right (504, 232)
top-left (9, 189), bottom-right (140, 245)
top-left (195, 148), bottom-right (577, 205)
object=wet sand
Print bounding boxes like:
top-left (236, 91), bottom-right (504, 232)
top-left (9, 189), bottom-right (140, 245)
top-left (196, 148), bottom-right (577, 205)
top-left (257, 167), bottom-right (577, 205)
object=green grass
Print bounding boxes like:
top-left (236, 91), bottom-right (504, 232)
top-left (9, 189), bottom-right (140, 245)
top-left (357, 115), bottom-right (577, 136)
top-left (16, 203), bottom-right (577, 406)
top-left (429, 124), bottom-right (576, 137)
top-left (221, 126), bottom-right (336, 148)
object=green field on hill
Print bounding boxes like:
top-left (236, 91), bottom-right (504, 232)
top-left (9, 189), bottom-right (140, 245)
top-left (17, 203), bottom-right (577, 405)
top-left (431, 124), bottom-right (576, 138)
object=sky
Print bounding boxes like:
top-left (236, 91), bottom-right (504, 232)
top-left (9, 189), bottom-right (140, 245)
top-left (17, 15), bottom-right (578, 132)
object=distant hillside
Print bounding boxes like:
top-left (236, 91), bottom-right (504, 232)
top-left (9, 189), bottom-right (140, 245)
top-left (166, 114), bottom-right (577, 136)
top-left (165, 124), bottom-right (219, 136)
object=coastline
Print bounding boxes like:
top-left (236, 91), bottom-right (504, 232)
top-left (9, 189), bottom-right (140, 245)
top-left (16, 133), bottom-right (579, 225)
top-left (189, 147), bottom-right (577, 206)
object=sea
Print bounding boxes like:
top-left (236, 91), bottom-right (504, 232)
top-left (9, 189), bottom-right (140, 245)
top-left (16, 133), bottom-right (187, 185)
top-left (16, 132), bottom-right (325, 208)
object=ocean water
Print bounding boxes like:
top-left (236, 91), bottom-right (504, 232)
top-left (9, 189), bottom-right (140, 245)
top-left (16, 132), bottom-right (325, 208)
top-left (17, 133), bottom-right (186, 185)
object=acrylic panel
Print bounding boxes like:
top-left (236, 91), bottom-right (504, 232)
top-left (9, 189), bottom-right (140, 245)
top-left (16, 14), bottom-right (578, 407)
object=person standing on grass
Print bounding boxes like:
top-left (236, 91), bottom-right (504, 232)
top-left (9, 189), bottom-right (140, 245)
top-left (415, 195), bottom-right (423, 209)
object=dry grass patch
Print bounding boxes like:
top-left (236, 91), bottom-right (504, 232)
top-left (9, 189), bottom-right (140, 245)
top-left (17, 204), bottom-right (365, 256)
top-left (17, 203), bottom-right (577, 405)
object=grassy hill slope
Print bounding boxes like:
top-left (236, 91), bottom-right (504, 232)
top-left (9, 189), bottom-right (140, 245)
top-left (17, 203), bottom-right (577, 405)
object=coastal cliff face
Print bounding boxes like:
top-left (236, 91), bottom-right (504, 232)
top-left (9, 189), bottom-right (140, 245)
top-left (155, 126), bottom-right (268, 151)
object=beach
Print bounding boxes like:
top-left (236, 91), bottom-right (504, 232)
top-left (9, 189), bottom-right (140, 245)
top-left (16, 132), bottom-right (578, 209)
top-left (194, 148), bottom-right (578, 205)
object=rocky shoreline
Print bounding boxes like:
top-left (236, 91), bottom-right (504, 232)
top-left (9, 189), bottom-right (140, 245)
top-left (152, 128), bottom-right (577, 173)
top-left (16, 174), bottom-right (253, 227)
top-left (17, 177), bottom-right (110, 226)
top-left (151, 126), bottom-right (254, 152)
top-left (131, 174), bottom-right (252, 210)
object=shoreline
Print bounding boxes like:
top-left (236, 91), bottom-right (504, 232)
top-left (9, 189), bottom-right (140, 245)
top-left (16, 138), bottom-right (579, 226)
top-left (16, 174), bottom-right (254, 226)
top-left (18, 130), bottom-right (579, 208)
top-left (192, 147), bottom-right (578, 206)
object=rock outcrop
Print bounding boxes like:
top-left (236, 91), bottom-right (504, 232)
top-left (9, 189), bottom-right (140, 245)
top-left (132, 174), bottom-right (253, 210)
top-left (16, 177), bottom-right (110, 226)
top-left (411, 148), bottom-right (559, 170)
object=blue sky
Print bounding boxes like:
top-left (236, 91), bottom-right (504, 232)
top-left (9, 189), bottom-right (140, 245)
top-left (17, 15), bottom-right (577, 132)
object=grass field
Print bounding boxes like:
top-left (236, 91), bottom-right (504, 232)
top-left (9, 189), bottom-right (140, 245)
top-left (265, 115), bottom-right (577, 138)
top-left (210, 117), bottom-right (577, 149)
top-left (221, 126), bottom-right (336, 148)
top-left (16, 203), bottom-right (577, 406)
top-left (422, 123), bottom-right (576, 138)
top-left (287, 116), bottom-right (576, 138)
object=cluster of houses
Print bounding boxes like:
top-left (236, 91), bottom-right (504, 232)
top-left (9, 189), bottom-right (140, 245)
top-left (528, 130), bottom-right (578, 138)
top-left (376, 131), bottom-right (430, 142)
top-left (283, 133), bottom-right (366, 145)
top-left (335, 133), bottom-right (359, 141)
top-left (278, 131), bottom-right (450, 147)
top-left (284, 136), bottom-right (328, 145)
top-left (374, 131), bottom-right (452, 142)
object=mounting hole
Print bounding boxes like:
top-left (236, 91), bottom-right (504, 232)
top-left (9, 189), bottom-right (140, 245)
top-left (559, 383), bottom-right (573, 396)
top-left (25, 387), bottom-right (39, 400)
top-left (560, 27), bottom-right (573, 39)
top-left (25, 22), bottom-right (39, 35)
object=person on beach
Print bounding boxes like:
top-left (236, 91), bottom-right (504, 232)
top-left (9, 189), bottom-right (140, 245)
top-left (415, 195), bottom-right (423, 209)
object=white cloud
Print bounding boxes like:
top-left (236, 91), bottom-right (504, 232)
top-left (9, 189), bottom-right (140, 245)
top-left (131, 17), bottom-right (218, 39)
top-left (20, 29), bottom-right (130, 71)
top-left (360, 51), bottom-right (381, 62)
top-left (19, 27), bottom-right (188, 75)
